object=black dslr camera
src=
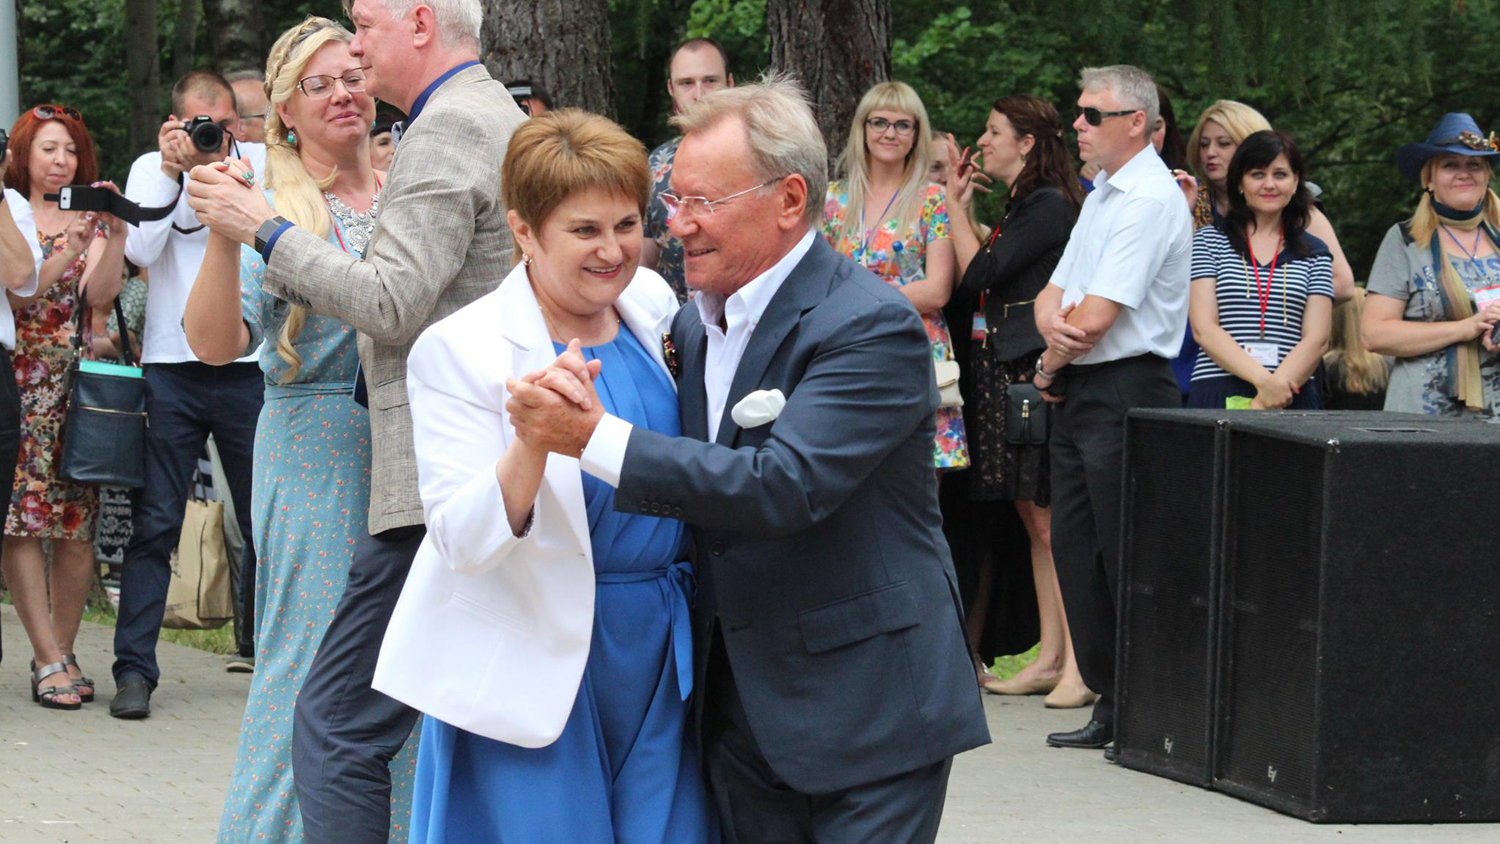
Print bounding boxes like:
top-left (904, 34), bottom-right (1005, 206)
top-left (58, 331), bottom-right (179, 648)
top-left (181, 115), bottom-right (227, 153)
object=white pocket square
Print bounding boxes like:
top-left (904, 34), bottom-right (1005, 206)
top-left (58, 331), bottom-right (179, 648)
top-left (731, 389), bottom-right (786, 429)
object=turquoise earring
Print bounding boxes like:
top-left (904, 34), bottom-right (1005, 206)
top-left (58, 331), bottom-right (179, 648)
top-left (287, 130), bottom-right (297, 146)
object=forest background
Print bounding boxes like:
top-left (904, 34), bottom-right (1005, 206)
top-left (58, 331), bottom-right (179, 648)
top-left (12, 0), bottom-right (1500, 274)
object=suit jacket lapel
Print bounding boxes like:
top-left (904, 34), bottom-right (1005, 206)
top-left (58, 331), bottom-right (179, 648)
top-left (715, 238), bottom-right (838, 447)
top-left (676, 311), bottom-right (710, 442)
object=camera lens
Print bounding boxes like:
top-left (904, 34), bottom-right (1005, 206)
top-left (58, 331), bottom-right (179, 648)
top-left (188, 120), bottom-right (225, 153)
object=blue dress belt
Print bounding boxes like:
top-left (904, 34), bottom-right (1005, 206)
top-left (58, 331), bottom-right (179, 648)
top-left (594, 560), bottom-right (696, 701)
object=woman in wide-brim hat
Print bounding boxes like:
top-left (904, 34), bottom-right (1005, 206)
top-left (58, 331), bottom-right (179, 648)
top-left (1362, 112), bottom-right (1500, 420)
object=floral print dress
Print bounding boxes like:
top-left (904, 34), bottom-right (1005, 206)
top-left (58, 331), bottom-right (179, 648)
top-left (823, 181), bottom-right (970, 469)
top-left (6, 226), bottom-right (105, 540)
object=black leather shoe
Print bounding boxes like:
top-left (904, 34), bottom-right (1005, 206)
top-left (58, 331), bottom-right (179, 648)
top-left (1103, 743), bottom-right (1119, 763)
top-left (1046, 719), bottom-right (1113, 748)
top-left (110, 675), bottom-right (152, 720)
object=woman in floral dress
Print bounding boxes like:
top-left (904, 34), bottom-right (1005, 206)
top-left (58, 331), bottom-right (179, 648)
top-left (2, 104), bottom-right (125, 709)
top-left (823, 81), bottom-right (968, 472)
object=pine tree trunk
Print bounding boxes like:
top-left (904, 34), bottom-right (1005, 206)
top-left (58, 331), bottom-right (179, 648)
top-left (200, 0), bottom-right (263, 76)
top-left (480, 0), bottom-right (615, 118)
top-left (173, 0), bottom-right (202, 83)
top-left (768, 0), bottom-right (891, 169)
top-left (125, 0), bottom-right (160, 159)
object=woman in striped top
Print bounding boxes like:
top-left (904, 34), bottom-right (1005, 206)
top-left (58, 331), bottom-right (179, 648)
top-left (1188, 130), bottom-right (1334, 409)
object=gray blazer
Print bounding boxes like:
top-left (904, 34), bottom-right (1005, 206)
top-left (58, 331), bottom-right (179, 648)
top-left (616, 236), bottom-right (991, 793)
top-left (260, 65), bottom-right (527, 534)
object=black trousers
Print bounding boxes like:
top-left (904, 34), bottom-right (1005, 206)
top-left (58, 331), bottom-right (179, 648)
top-left (703, 630), bottom-right (952, 844)
top-left (112, 361), bottom-right (262, 687)
top-left (1048, 354), bottom-right (1178, 727)
top-left (292, 524), bottom-right (423, 844)
top-left (0, 347), bottom-right (19, 666)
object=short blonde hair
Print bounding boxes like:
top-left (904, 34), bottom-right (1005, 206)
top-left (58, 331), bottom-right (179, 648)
top-left (501, 109), bottom-right (651, 230)
top-left (671, 73), bottom-right (828, 225)
top-left (1186, 99), bottom-right (1272, 182)
top-left (831, 81), bottom-right (935, 247)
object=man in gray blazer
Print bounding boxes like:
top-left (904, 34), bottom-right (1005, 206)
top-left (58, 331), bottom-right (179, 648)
top-left (184, 2), bottom-right (526, 841)
top-left (508, 78), bottom-right (988, 844)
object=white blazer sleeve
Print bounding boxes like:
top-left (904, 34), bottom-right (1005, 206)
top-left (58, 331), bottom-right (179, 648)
top-left (406, 330), bottom-right (549, 575)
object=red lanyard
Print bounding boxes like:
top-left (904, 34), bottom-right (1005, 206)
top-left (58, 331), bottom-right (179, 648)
top-left (1246, 231), bottom-right (1283, 339)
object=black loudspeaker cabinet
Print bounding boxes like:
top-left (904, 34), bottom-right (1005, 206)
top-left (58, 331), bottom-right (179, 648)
top-left (1116, 409), bottom-right (1429, 788)
top-left (1213, 415), bottom-right (1500, 822)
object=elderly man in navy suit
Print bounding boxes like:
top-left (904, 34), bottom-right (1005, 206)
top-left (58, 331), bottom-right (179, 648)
top-left (506, 76), bottom-right (989, 844)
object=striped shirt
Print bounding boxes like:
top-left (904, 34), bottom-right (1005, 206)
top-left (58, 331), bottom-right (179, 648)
top-left (1190, 224), bottom-right (1334, 381)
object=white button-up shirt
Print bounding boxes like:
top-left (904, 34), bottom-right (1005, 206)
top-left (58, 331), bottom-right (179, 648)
top-left (123, 144), bottom-right (265, 364)
top-left (580, 229), bottom-right (817, 487)
top-left (1049, 144), bottom-right (1192, 364)
top-left (2, 189), bottom-right (44, 351)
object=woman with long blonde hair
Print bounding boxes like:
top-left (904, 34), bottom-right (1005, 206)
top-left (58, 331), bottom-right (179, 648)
top-left (181, 17), bottom-right (419, 842)
top-left (1323, 287), bottom-right (1391, 410)
top-left (823, 81), bottom-right (967, 473)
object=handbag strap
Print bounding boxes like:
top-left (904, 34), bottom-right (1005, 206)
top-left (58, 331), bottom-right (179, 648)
top-left (112, 297), bottom-right (137, 367)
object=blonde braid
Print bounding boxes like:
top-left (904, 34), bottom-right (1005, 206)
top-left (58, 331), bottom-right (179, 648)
top-left (262, 17), bottom-right (352, 382)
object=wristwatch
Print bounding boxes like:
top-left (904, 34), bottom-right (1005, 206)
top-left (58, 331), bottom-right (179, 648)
top-left (254, 216), bottom-right (291, 254)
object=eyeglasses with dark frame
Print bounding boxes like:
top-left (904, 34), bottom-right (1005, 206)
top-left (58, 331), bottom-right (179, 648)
top-left (297, 69), bottom-right (368, 99)
top-left (866, 116), bottom-right (917, 136)
top-left (659, 178), bottom-right (781, 220)
top-left (33, 105), bottom-right (83, 123)
top-left (1075, 105), bottom-right (1140, 127)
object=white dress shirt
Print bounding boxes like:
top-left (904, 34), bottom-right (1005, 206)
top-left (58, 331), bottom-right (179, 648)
top-left (2, 189), bottom-right (44, 350)
top-left (1048, 144), bottom-right (1192, 364)
top-left (580, 229), bottom-right (817, 487)
top-left (123, 144), bottom-right (266, 364)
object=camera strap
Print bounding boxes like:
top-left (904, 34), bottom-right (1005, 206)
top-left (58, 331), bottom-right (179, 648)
top-left (43, 185), bottom-right (179, 226)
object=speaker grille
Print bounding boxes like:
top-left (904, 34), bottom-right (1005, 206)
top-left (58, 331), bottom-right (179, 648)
top-left (1219, 434), bottom-right (1322, 805)
top-left (1119, 419), bottom-right (1218, 782)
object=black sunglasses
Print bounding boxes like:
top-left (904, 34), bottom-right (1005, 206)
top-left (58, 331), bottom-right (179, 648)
top-left (1075, 105), bottom-right (1138, 127)
top-left (33, 105), bottom-right (83, 123)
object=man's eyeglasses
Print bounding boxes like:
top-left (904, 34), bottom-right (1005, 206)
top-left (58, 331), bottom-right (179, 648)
top-left (866, 117), bottom-right (916, 136)
top-left (659, 178), bottom-right (780, 220)
top-left (1076, 105), bottom-right (1139, 127)
top-left (33, 105), bottom-right (83, 123)
top-left (297, 70), bottom-right (368, 99)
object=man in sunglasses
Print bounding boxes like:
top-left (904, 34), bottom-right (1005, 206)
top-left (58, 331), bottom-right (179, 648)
top-left (112, 69), bottom-right (268, 719)
top-left (1029, 65), bottom-right (1192, 758)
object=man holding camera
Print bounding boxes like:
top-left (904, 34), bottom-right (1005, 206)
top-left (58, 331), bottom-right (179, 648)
top-left (111, 70), bottom-right (267, 719)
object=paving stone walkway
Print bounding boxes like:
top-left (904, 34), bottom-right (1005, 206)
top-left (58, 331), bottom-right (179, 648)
top-left (2, 604), bottom-right (1495, 843)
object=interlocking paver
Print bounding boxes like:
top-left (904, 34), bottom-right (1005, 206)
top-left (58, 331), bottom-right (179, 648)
top-left (3, 604), bottom-right (1496, 842)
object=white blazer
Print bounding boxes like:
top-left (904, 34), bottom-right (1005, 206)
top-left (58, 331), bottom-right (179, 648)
top-left (372, 262), bottom-right (679, 747)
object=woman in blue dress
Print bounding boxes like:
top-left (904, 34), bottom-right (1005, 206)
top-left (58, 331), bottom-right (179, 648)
top-left (183, 18), bottom-right (419, 842)
top-left (373, 109), bottom-right (716, 843)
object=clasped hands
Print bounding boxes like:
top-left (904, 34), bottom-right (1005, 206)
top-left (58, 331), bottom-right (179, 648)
top-left (505, 339), bottom-right (608, 458)
top-left (183, 156), bottom-right (274, 245)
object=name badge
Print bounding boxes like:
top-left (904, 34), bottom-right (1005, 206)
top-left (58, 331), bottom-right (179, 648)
top-left (1474, 284), bottom-right (1500, 309)
top-left (1244, 342), bottom-right (1279, 367)
top-left (972, 313), bottom-right (988, 342)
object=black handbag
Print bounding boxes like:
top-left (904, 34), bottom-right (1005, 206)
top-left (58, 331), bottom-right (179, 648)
top-left (59, 299), bottom-right (147, 487)
top-left (1004, 381), bottom-right (1049, 446)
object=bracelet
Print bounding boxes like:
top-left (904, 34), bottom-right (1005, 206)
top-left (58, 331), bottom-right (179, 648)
top-left (1035, 361), bottom-right (1059, 381)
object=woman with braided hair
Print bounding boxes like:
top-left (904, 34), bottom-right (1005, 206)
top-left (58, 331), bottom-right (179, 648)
top-left (183, 17), bottom-right (418, 842)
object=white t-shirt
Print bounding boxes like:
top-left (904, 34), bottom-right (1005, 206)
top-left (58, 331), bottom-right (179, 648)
top-left (123, 142), bottom-right (266, 364)
top-left (2, 188), bottom-right (44, 350)
top-left (1048, 144), bottom-right (1192, 364)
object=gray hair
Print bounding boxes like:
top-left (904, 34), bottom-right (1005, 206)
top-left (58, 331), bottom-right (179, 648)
top-left (348, 0), bottom-right (483, 48)
top-left (671, 73), bottom-right (828, 226)
top-left (1080, 65), bottom-right (1159, 129)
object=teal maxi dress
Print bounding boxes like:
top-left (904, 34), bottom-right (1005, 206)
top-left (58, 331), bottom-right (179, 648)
top-left (407, 326), bottom-right (717, 844)
top-left (216, 198), bottom-right (419, 843)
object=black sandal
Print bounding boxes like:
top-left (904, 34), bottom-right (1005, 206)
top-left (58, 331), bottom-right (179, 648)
top-left (62, 654), bottom-right (95, 703)
top-left (30, 661), bottom-right (82, 711)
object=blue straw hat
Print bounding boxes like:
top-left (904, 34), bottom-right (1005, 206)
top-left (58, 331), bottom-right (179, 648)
top-left (1395, 112), bottom-right (1499, 183)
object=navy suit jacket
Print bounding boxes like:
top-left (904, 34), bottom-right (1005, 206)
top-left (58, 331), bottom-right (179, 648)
top-left (615, 235), bottom-right (990, 793)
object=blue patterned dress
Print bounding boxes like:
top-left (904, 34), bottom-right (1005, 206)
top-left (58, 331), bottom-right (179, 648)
top-left (216, 195), bottom-right (420, 843)
top-left (407, 326), bottom-right (717, 844)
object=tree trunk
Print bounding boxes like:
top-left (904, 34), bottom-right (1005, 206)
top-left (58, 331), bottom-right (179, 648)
top-left (480, 0), bottom-right (615, 118)
top-left (200, 0), bottom-right (263, 76)
top-left (173, 0), bottom-right (202, 82)
top-left (125, 0), bottom-right (160, 159)
top-left (768, 0), bottom-right (891, 170)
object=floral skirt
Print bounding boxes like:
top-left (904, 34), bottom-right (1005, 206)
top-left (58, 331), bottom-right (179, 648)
top-left (964, 344), bottom-right (1049, 505)
top-left (924, 311), bottom-right (970, 471)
